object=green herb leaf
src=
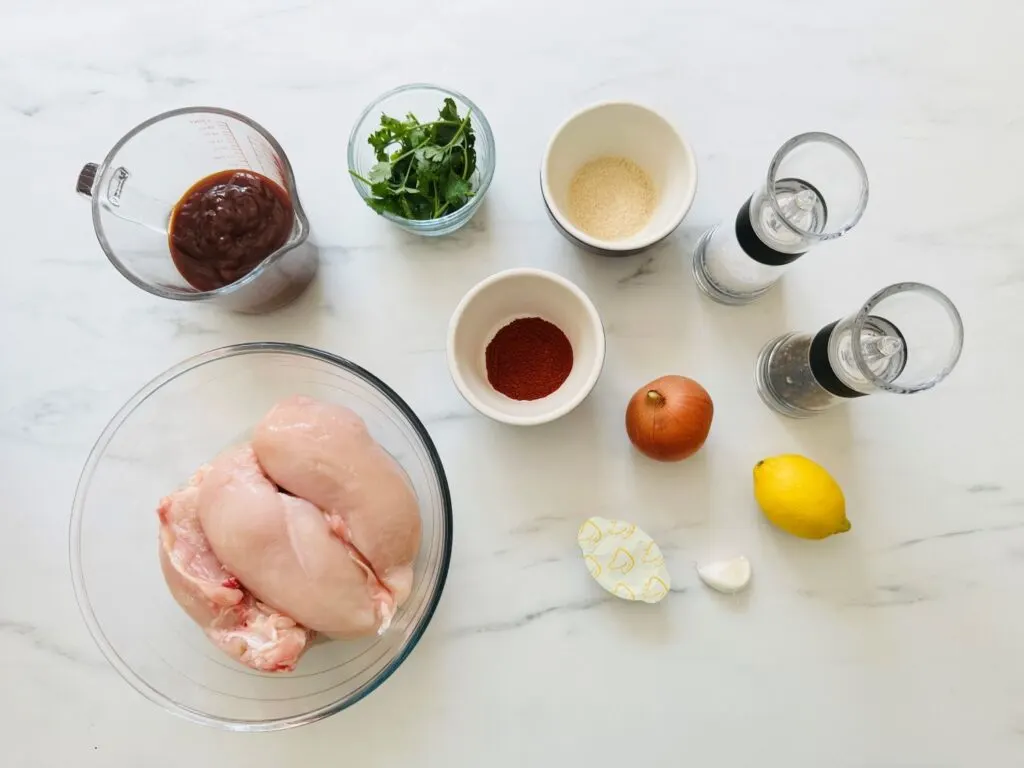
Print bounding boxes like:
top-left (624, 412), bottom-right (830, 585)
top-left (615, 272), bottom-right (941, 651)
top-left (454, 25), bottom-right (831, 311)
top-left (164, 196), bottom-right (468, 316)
top-left (367, 128), bottom-right (393, 159)
top-left (439, 97), bottom-right (459, 123)
top-left (368, 162), bottom-right (392, 184)
top-left (419, 145), bottom-right (447, 162)
top-left (366, 196), bottom-right (398, 216)
top-left (444, 177), bottom-right (472, 205)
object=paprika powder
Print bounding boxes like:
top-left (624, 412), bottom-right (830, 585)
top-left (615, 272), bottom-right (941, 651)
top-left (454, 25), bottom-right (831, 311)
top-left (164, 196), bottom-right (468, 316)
top-left (485, 317), bottom-right (573, 400)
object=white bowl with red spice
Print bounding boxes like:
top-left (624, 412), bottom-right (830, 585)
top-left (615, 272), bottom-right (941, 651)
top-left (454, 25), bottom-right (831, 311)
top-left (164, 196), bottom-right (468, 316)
top-left (541, 101), bottom-right (697, 256)
top-left (447, 268), bottom-right (606, 426)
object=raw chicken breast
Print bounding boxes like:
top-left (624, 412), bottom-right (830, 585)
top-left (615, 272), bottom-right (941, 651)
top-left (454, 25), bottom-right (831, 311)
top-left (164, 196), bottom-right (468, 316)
top-left (197, 445), bottom-right (389, 638)
top-left (157, 470), bottom-right (309, 672)
top-left (253, 396), bottom-right (421, 605)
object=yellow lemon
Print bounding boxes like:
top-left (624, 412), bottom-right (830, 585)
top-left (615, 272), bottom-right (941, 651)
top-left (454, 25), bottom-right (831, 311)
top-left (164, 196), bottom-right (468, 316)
top-left (753, 454), bottom-right (850, 540)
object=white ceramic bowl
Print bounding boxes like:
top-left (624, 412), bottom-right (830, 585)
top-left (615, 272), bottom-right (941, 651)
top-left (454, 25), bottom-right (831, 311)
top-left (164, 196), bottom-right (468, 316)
top-left (541, 102), bottom-right (697, 255)
top-left (447, 269), bottom-right (606, 426)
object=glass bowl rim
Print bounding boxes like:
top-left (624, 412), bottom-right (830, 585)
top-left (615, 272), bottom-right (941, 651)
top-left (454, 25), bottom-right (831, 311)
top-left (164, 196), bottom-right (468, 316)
top-left (68, 341), bottom-right (454, 731)
top-left (346, 83), bottom-right (496, 229)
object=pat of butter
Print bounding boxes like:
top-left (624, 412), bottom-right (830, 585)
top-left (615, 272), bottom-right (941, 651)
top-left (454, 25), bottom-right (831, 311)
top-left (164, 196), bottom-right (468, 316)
top-left (576, 517), bottom-right (671, 604)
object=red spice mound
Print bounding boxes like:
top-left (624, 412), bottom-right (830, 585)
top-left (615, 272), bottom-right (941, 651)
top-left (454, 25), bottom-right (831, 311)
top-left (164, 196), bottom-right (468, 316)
top-left (485, 317), bottom-right (573, 401)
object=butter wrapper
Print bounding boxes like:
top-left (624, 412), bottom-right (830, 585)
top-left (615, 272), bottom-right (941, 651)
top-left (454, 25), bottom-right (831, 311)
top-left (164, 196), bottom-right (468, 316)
top-left (576, 517), bottom-right (671, 603)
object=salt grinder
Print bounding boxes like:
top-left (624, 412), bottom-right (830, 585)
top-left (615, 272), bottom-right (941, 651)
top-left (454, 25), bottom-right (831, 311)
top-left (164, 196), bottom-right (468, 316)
top-left (692, 132), bottom-right (869, 305)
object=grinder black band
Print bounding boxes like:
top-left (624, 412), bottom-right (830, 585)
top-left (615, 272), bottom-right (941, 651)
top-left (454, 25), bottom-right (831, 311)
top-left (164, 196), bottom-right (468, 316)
top-left (733, 178), bottom-right (827, 267)
top-left (808, 321), bottom-right (866, 399)
top-left (809, 317), bottom-right (909, 399)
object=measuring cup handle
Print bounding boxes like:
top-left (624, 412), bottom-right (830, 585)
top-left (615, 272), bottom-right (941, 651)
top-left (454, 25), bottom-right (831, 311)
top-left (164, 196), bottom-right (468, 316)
top-left (78, 163), bottom-right (173, 234)
top-left (77, 163), bottom-right (99, 198)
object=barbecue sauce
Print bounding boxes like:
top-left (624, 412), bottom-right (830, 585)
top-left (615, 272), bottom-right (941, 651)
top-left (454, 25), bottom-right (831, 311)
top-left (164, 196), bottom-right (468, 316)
top-left (169, 170), bottom-right (293, 291)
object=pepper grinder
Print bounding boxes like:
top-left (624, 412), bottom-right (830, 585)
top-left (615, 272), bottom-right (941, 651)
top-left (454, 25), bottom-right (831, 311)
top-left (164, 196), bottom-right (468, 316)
top-left (692, 132), bottom-right (869, 305)
top-left (754, 282), bottom-right (964, 418)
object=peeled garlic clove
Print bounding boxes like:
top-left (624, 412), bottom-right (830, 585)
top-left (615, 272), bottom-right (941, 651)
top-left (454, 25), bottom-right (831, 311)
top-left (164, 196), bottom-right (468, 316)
top-left (696, 556), bottom-right (751, 594)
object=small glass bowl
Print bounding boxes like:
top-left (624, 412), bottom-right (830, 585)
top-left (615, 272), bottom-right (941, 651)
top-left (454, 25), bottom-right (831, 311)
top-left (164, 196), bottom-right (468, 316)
top-left (70, 343), bottom-right (453, 731)
top-left (348, 83), bottom-right (495, 236)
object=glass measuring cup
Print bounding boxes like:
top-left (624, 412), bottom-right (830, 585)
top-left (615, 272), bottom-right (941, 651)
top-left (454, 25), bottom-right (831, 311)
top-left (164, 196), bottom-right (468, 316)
top-left (77, 108), bottom-right (317, 313)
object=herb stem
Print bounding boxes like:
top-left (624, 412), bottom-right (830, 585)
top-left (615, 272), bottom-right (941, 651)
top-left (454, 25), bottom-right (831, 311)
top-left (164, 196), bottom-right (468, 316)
top-left (389, 136), bottom-right (433, 165)
top-left (389, 112), bottom-right (469, 166)
top-left (414, 119), bottom-right (462, 128)
top-left (442, 108), bottom-right (473, 151)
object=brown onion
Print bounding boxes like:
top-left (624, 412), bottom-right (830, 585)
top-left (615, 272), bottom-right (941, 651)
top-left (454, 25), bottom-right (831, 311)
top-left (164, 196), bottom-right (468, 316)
top-left (625, 375), bottom-right (713, 461)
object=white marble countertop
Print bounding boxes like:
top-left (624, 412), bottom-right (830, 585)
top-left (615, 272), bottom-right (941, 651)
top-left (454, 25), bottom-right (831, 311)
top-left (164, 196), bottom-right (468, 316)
top-left (3, 0), bottom-right (1023, 765)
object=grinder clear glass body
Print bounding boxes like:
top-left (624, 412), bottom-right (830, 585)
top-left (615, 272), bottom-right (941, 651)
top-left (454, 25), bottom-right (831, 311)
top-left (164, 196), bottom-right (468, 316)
top-left (692, 132), bottom-right (868, 305)
top-left (755, 282), bottom-right (964, 418)
top-left (76, 107), bottom-right (317, 314)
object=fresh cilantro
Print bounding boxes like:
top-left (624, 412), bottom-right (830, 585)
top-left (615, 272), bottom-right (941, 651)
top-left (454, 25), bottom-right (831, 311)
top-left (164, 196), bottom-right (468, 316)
top-left (368, 162), bottom-right (392, 184)
top-left (350, 97), bottom-right (477, 221)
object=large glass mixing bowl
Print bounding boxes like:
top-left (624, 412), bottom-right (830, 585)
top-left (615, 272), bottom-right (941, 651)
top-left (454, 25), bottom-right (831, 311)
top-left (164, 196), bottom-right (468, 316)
top-left (70, 343), bottom-right (452, 731)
